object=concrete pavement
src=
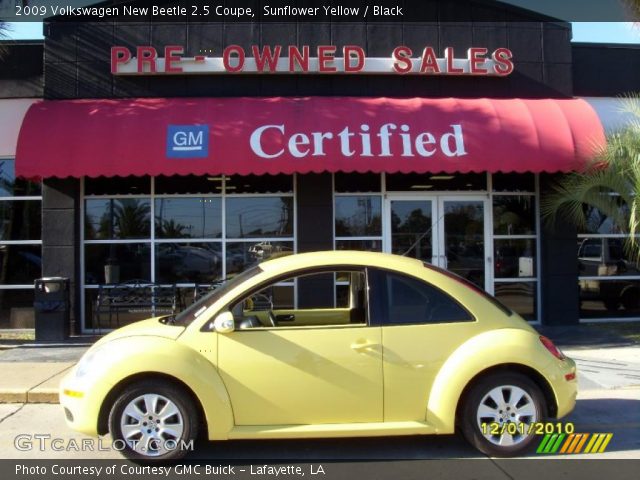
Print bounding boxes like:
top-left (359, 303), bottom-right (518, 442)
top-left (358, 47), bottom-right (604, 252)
top-left (0, 362), bottom-right (74, 403)
top-left (0, 344), bottom-right (87, 403)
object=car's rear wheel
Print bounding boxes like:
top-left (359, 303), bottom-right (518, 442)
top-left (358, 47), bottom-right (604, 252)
top-left (108, 380), bottom-right (198, 461)
top-left (461, 373), bottom-right (546, 457)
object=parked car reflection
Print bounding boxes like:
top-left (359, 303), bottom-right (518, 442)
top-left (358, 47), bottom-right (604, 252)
top-left (578, 238), bottom-right (640, 312)
top-left (157, 244), bottom-right (221, 283)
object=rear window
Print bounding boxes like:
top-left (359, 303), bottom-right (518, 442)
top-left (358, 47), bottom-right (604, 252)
top-left (382, 271), bottom-right (473, 324)
top-left (422, 262), bottom-right (513, 316)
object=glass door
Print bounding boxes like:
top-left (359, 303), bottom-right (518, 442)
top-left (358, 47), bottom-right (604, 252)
top-left (386, 197), bottom-right (437, 264)
top-left (438, 197), bottom-right (491, 291)
top-left (385, 195), bottom-right (492, 292)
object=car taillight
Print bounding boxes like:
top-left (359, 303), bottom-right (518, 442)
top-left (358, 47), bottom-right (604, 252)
top-left (540, 336), bottom-right (565, 360)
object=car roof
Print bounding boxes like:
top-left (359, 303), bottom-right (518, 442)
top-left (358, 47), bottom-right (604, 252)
top-left (258, 250), bottom-right (425, 275)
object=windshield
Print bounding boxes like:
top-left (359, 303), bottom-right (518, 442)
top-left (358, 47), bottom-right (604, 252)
top-left (172, 265), bottom-right (263, 326)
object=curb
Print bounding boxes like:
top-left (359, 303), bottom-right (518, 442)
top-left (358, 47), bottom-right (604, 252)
top-left (0, 389), bottom-right (60, 404)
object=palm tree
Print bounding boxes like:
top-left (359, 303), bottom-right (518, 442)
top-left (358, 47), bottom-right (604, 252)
top-left (0, 21), bottom-right (10, 58)
top-left (541, 95), bottom-right (640, 257)
top-left (623, 0), bottom-right (640, 19)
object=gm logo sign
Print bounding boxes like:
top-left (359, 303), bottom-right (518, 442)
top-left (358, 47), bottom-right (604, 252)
top-left (166, 125), bottom-right (209, 158)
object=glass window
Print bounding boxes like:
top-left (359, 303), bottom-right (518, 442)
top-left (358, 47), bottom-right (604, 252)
top-left (231, 270), bottom-right (367, 328)
top-left (84, 287), bottom-right (156, 330)
top-left (0, 289), bottom-right (36, 329)
top-left (386, 172), bottom-right (486, 191)
top-left (225, 241), bottom-right (294, 277)
top-left (376, 270), bottom-right (472, 324)
top-left (494, 239), bottom-right (537, 279)
top-left (226, 197), bottom-right (293, 238)
top-left (0, 245), bottom-right (41, 285)
top-left (0, 200), bottom-right (41, 240)
top-left (247, 285), bottom-right (295, 310)
top-left (0, 159), bottom-right (41, 196)
top-left (155, 242), bottom-right (222, 284)
top-left (493, 196), bottom-right (536, 235)
top-left (226, 174), bottom-right (293, 194)
top-left (492, 173), bottom-right (535, 192)
top-left (335, 196), bottom-right (382, 236)
top-left (579, 204), bottom-right (629, 235)
top-left (82, 174), bottom-right (295, 331)
top-left (85, 243), bottom-right (151, 285)
top-left (155, 175), bottom-right (223, 195)
top-left (390, 200), bottom-right (433, 260)
top-left (155, 198), bottom-right (222, 239)
top-left (335, 173), bottom-right (381, 193)
top-left (335, 239), bottom-right (382, 251)
top-left (579, 279), bottom-right (640, 318)
top-left (85, 199), bottom-right (151, 240)
top-left (0, 159), bottom-right (41, 329)
top-left (85, 176), bottom-right (150, 195)
top-left (494, 282), bottom-right (537, 321)
top-left (577, 238), bottom-right (640, 277)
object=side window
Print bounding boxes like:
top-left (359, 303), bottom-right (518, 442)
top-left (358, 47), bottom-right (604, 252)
top-left (229, 270), bottom-right (368, 328)
top-left (373, 270), bottom-right (472, 325)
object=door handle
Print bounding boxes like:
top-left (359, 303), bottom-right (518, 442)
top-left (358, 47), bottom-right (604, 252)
top-left (350, 340), bottom-right (379, 351)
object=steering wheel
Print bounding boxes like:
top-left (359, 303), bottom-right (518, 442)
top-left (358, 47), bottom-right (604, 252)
top-left (267, 310), bottom-right (278, 327)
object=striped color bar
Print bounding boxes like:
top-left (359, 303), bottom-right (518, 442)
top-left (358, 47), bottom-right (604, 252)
top-left (537, 434), bottom-right (566, 454)
top-left (538, 433), bottom-right (613, 454)
top-left (584, 433), bottom-right (613, 453)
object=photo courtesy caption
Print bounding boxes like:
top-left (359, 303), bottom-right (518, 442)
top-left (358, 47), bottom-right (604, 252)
top-left (15, 464), bottom-right (326, 476)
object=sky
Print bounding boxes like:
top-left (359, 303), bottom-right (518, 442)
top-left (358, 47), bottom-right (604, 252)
top-left (2, 21), bottom-right (639, 44)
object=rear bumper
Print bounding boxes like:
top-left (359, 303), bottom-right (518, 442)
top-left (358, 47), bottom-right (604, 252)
top-left (548, 356), bottom-right (578, 419)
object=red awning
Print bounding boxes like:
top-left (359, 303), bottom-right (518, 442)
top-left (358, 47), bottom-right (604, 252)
top-left (16, 97), bottom-right (605, 179)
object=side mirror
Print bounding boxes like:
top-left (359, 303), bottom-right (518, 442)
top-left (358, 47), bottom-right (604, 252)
top-left (213, 311), bottom-right (235, 334)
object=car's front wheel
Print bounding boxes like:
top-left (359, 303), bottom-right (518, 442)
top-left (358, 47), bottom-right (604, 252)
top-left (461, 373), bottom-right (547, 457)
top-left (108, 380), bottom-right (198, 461)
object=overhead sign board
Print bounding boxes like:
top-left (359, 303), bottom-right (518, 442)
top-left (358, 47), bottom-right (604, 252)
top-left (111, 45), bottom-right (515, 76)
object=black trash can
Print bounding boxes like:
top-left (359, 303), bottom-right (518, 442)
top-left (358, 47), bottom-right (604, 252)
top-left (34, 277), bottom-right (70, 342)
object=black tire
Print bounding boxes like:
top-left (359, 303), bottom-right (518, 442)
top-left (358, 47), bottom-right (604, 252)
top-left (460, 373), bottom-right (547, 457)
top-left (621, 287), bottom-right (639, 310)
top-left (603, 298), bottom-right (621, 311)
top-left (108, 380), bottom-right (199, 461)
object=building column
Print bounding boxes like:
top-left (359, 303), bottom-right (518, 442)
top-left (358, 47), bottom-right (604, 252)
top-left (539, 173), bottom-right (580, 326)
top-left (295, 173), bottom-right (334, 308)
top-left (42, 178), bottom-right (81, 334)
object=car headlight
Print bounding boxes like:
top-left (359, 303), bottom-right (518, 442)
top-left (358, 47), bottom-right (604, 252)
top-left (75, 344), bottom-right (111, 379)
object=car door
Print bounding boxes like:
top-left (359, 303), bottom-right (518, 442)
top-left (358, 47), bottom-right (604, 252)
top-left (368, 268), bottom-right (477, 422)
top-left (216, 269), bottom-right (383, 426)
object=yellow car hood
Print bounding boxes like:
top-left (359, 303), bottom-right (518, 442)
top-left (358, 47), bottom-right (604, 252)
top-left (93, 317), bottom-right (185, 348)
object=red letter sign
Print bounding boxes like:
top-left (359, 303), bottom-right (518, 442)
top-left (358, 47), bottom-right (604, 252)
top-left (136, 46), bottom-right (158, 73)
top-left (164, 45), bottom-right (184, 73)
top-left (111, 46), bottom-right (131, 74)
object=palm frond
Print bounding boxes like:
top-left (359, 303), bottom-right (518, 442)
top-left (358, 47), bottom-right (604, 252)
top-left (542, 94), bottom-right (640, 262)
top-left (622, 0), bottom-right (640, 20)
top-left (0, 21), bottom-right (10, 58)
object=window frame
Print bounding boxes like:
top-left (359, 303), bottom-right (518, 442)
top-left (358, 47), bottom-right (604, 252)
top-left (80, 175), bottom-right (296, 333)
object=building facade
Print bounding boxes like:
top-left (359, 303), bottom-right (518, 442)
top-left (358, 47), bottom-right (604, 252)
top-left (3, 0), bottom-right (640, 335)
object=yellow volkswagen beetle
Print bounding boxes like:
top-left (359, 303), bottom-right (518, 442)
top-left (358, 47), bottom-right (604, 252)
top-left (60, 251), bottom-right (577, 460)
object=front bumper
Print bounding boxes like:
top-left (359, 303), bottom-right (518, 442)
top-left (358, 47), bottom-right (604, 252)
top-left (59, 367), bottom-right (114, 437)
